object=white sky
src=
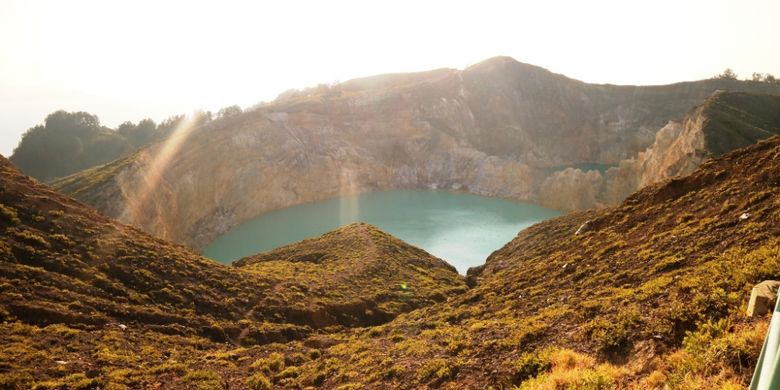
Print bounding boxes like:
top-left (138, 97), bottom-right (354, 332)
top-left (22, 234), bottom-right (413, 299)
top-left (1, 0), bottom-right (779, 156)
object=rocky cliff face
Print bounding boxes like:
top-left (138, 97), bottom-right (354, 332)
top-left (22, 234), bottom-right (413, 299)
top-left (53, 57), bottom-right (780, 249)
top-left (538, 92), bottom-right (780, 210)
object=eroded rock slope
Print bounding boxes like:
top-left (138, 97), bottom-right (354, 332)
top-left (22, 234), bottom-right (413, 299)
top-left (54, 57), bottom-right (780, 249)
top-left (539, 91), bottom-right (780, 210)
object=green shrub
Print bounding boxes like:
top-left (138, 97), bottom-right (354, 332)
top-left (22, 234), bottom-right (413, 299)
top-left (246, 373), bottom-right (272, 390)
top-left (251, 352), bottom-right (285, 373)
top-left (11, 229), bottom-right (50, 249)
top-left (514, 352), bottom-right (551, 383)
top-left (0, 203), bottom-right (20, 224)
top-left (416, 358), bottom-right (455, 383)
top-left (653, 255), bottom-right (685, 273)
top-left (275, 366), bottom-right (300, 380)
top-left (587, 309), bottom-right (640, 356)
top-left (148, 362), bottom-right (186, 375)
top-left (183, 370), bottom-right (222, 390)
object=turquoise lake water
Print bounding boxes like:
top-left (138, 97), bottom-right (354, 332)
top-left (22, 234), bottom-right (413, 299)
top-left (202, 190), bottom-right (562, 274)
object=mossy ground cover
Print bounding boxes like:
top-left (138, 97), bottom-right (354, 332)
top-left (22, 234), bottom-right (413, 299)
top-left (1, 137), bottom-right (780, 388)
top-left (235, 223), bottom-right (465, 328)
top-left (246, 137), bottom-right (780, 389)
top-left (0, 155), bottom-right (464, 389)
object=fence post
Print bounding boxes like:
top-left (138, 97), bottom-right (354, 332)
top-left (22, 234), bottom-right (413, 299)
top-left (750, 288), bottom-right (780, 390)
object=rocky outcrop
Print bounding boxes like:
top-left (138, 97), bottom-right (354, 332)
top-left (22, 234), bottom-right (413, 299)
top-left (538, 92), bottom-right (780, 210)
top-left (747, 280), bottom-right (780, 317)
top-left (53, 57), bottom-right (780, 249)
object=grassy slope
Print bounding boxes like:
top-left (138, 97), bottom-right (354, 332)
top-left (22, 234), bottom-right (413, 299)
top-left (0, 154), bottom-right (268, 337)
top-left (0, 156), bottom-right (464, 389)
top-left (51, 151), bottom-right (140, 201)
top-left (273, 136), bottom-right (780, 389)
top-left (701, 92), bottom-right (780, 156)
top-left (235, 223), bottom-right (465, 328)
top-left (1, 136), bottom-right (779, 389)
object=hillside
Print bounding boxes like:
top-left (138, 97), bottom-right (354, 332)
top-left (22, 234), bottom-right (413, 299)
top-left (53, 57), bottom-right (780, 250)
top-left (244, 138), bottom-right (780, 389)
top-left (0, 155), bottom-right (464, 388)
top-left (2, 138), bottom-right (780, 388)
top-left (234, 223), bottom-right (464, 327)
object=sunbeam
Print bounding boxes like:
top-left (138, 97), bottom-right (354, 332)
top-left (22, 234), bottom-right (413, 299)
top-left (119, 113), bottom-right (201, 226)
top-left (339, 167), bottom-right (359, 226)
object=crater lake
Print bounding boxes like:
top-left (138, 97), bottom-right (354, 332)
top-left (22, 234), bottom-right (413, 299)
top-left (202, 190), bottom-right (561, 273)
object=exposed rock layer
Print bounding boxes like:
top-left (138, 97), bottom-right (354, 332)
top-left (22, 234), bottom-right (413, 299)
top-left (538, 92), bottom-right (780, 210)
top-left (53, 57), bottom-right (780, 249)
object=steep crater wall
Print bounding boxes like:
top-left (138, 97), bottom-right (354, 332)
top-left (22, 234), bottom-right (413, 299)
top-left (538, 91), bottom-right (780, 210)
top-left (53, 58), bottom-right (780, 250)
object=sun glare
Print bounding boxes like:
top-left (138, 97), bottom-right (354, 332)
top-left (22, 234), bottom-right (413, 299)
top-left (339, 168), bottom-right (359, 226)
top-left (119, 113), bottom-right (201, 228)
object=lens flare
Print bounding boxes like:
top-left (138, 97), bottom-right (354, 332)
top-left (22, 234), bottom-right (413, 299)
top-left (119, 113), bottom-right (201, 229)
top-left (339, 167), bottom-right (359, 226)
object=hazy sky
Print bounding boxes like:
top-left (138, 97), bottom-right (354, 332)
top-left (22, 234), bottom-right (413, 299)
top-left (1, 0), bottom-right (778, 156)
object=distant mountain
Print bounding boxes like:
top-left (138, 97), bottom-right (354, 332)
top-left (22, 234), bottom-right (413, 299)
top-left (3, 134), bottom-right (779, 388)
top-left (53, 56), bottom-right (780, 250)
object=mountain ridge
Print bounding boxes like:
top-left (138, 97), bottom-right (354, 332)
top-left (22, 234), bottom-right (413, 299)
top-left (52, 57), bottom-right (780, 251)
